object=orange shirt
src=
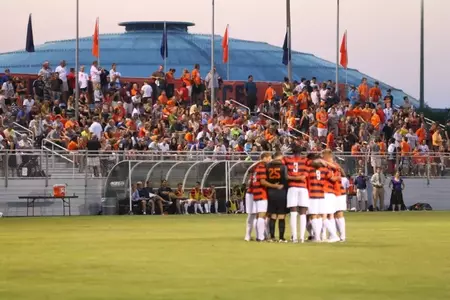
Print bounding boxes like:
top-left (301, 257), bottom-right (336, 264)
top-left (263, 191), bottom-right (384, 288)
top-left (182, 72), bottom-right (192, 86)
top-left (166, 72), bottom-right (174, 84)
top-left (358, 83), bottom-right (369, 101)
top-left (369, 87), bottom-right (382, 102)
top-left (400, 141), bottom-right (410, 156)
top-left (316, 111), bottom-right (328, 129)
top-left (351, 144), bottom-right (360, 155)
top-left (131, 88), bottom-right (138, 96)
top-left (65, 120), bottom-right (75, 129)
top-left (298, 92), bottom-right (309, 110)
top-left (370, 113), bottom-right (381, 130)
top-left (191, 69), bottom-right (201, 85)
top-left (67, 140), bottom-right (78, 151)
top-left (185, 132), bottom-right (194, 143)
top-left (158, 95), bottom-right (168, 105)
top-left (416, 128), bottom-right (426, 144)
top-left (326, 133), bottom-right (334, 149)
top-left (378, 142), bottom-right (386, 155)
top-left (264, 87), bottom-right (276, 101)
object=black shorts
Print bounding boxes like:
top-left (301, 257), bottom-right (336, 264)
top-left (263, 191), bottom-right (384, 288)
top-left (267, 189), bottom-right (287, 215)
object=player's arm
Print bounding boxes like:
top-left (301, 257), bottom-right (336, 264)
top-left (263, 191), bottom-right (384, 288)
top-left (261, 178), bottom-right (283, 190)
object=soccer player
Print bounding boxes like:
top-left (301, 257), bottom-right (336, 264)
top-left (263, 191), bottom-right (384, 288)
top-left (333, 163), bottom-right (347, 242)
top-left (251, 152), bottom-right (279, 241)
top-left (187, 182), bottom-right (204, 214)
top-left (284, 145), bottom-right (310, 243)
top-left (244, 173), bottom-right (257, 241)
top-left (321, 149), bottom-right (340, 243)
top-left (203, 184), bottom-right (218, 214)
top-left (266, 151), bottom-right (289, 242)
top-left (306, 153), bottom-right (333, 242)
top-left (170, 183), bottom-right (188, 214)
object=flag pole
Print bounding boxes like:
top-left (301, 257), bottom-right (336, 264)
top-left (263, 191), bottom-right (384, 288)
top-left (75, 0), bottom-right (80, 120)
top-left (336, 0), bottom-right (340, 96)
top-left (97, 17), bottom-right (100, 67)
top-left (286, 0), bottom-right (292, 82)
top-left (345, 30), bottom-right (348, 92)
top-left (227, 24), bottom-right (230, 81)
top-left (164, 21), bottom-right (167, 72)
top-left (419, 0), bottom-right (425, 109)
top-left (211, 0), bottom-right (215, 115)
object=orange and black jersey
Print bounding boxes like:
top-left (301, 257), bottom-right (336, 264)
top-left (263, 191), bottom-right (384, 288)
top-left (265, 160), bottom-right (288, 188)
top-left (324, 166), bottom-right (337, 194)
top-left (251, 162), bottom-right (268, 201)
top-left (307, 166), bottom-right (331, 199)
top-left (333, 168), bottom-right (345, 196)
top-left (283, 156), bottom-right (309, 188)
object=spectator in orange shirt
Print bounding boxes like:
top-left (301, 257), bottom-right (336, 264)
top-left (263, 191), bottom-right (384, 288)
top-left (400, 137), bottom-right (411, 174)
top-left (298, 88), bottom-right (310, 111)
top-left (316, 107), bottom-right (328, 138)
top-left (158, 91), bottom-right (168, 105)
top-left (326, 131), bottom-right (335, 150)
top-left (370, 109), bottom-right (381, 131)
top-left (357, 77), bottom-right (369, 103)
top-left (191, 64), bottom-right (203, 103)
top-left (264, 83), bottom-right (276, 101)
top-left (416, 123), bottom-right (427, 145)
top-left (369, 81), bottom-right (382, 104)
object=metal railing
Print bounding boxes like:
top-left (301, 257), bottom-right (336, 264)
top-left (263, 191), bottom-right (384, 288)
top-left (260, 113), bottom-right (281, 128)
top-left (229, 99), bottom-right (251, 115)
top-left (12, 122), bottom-right (35, 140)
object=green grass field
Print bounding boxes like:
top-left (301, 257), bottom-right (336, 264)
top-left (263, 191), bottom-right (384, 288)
top-left (1, 212), bottom-right (450, 300)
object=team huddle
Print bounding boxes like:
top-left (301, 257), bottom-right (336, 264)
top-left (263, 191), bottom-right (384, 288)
top-left (244, 146), bottom-right (347, 243)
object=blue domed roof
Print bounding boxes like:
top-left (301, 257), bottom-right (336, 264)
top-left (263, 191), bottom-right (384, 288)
top-left (0, 21), bottom-right (417, 106)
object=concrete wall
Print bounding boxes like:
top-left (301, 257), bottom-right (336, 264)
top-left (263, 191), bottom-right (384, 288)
top-left (0, 177), bottom-right (448, 216)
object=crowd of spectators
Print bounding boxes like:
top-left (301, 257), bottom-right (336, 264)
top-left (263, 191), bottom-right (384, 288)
top-left (0, 60), bottom-right (449, 178)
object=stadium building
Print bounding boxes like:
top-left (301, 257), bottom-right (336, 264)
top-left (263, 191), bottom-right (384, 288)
top-left (0, 21), bottom-right (418, 106)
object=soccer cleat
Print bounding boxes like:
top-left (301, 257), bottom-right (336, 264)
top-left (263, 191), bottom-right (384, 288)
top-left (278, 239), bottom-right (288, 243)
top-left (300, 239), bottom-right (305, 244)
top-left (291, 239), bottom-right (299, 244)
top-left (328, 237), bottom-right (341, 243)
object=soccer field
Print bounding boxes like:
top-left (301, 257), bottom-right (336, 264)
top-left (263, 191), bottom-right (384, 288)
top-left (1, 212), bottom-right (450, 300)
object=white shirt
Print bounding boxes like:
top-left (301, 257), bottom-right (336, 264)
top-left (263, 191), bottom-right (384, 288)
top-left (55, 66), bottom-right (67, 82)
top-left (109, 69), bottom-right (121, 83)
top-left (319, 89), bottom-right (328, 101)
top-left (141, 84), bottom-right (153, 98)
top-left (132, 107), bottom-right (140, 117)
top-left (2, 82), bottom-right (14, 98)
top-left (383, 108), bottom-right (393, 123)
top-left (79, 72), bottom-right (89, 89)
top-left (196, 131), bottom-right (211, 141)
top-left (418, 144), bottom-right (429, 153)
top-left (23, 98), bottom-right (35, 113)
top-left (89, 121), bottom-right (103, 139)
top-left (405, 133), bottom-right (418, 149)
top-left (158, 142), bottom-right (170, 152)
top-left (132, 95), bottom-right (141, 104)
top-left (90, 65), bottom-right (101, 83)
top-left (341, 177), bottom-right (349, 191)
top-left (311, 91), bottom-right (320, 106)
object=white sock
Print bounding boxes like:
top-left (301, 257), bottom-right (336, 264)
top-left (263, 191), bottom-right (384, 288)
top-left (290, 212), bottom-right (298, 241)
top-left (245, 214), bottom-right (256, 240)
top-left (214, 201), bottom-right (218, 213)
top-left (197, 203), bottom-right (204, 213)
top-left (265, 218), bottom-right (270, 238)
top-left (239, 201), bottom-right (244, 212)
top-left (336, 217), bottom-right (346, 240)
top-left (326, 218), bottom-right (338, 239)
top-left (257, 217), bottom-right (266, 241)
top-left (313, 219), bottom-right (322, 241)
top-left (322, 218), bottom-right (328, 240)
top-left (299, 214), bottom-right (307, 241)
top-left (184, 202), bottom-right (189, 214)
top-left (206, 202), bottom-right (211, 213)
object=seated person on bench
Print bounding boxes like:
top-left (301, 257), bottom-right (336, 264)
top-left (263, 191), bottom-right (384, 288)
top-left (131, 182), bottom-right (149, 215)
top-left (169, 183), bottom-right (187, 214)
top-left (156, 179), bottom-right (174, 214)
top-left (144, 181), bottom-right (165, 215)
top-left (187, 181), bottom-right (205, 214)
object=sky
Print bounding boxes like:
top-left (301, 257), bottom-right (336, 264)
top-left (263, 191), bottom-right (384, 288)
top-left (0, 0), bottom-right (449, 108)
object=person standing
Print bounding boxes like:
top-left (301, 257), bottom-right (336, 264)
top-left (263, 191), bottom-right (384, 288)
top-left (354, 170), bottom-right (368, 212)
top-left (205, 67), bottom-right (220, 101)
top-left (389, 172), bottom-right (405, 212)
top-left (90, 61), bottom-right (102, 87)
top-left (151, 65), bottom-right (166, 98)
top-left (371, 166), bottom-right (386, 211)
top-left (55, 60), bottom-right (68, 102)
top-left (266, 151), bottom-right (288, 242)
top-left (244, 75), bottom-right (257, 112)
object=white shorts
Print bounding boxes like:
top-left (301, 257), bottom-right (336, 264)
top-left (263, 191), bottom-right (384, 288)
top-left (323, 193), bottom-right (337, 214)
top-left (254, 200), bottom-right (268, 213)
top-left (308, 198), bottom-right (324, 215)
top-left (245, 193), bottom-right (256, 214)
top-left (287, 187), bottom-right (310, 208)
top-left (335, 195), bottom-right (347, 212)
top-left (317, 128), bottom-right (328, 137)
top-left (356, 189), bottom-right (368, 202)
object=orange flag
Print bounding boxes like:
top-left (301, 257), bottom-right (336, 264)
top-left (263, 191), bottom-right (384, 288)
top-left (222, 25), bottom-right (229, 63)
top-left (92, 18), bottom-right (99, 58)
top-left (340, 30), bottom-right (348, 69)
